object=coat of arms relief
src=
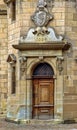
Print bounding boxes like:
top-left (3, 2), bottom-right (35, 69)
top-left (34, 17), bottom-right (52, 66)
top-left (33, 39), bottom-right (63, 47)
top-left (20, 0), bottom-right (63, 43)
top-left (31, 0), bottom-right (53, 35)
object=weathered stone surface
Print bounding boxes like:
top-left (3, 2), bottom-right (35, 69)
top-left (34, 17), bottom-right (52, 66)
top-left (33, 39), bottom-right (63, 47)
top-left (0, 0), bottom-right (77, 123)
top-left (0, 1), bottom-right (7, 117)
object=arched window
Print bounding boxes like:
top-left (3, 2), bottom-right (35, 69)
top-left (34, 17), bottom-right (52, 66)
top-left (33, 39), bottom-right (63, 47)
top-left (33, 63), bottom-right (54, 77)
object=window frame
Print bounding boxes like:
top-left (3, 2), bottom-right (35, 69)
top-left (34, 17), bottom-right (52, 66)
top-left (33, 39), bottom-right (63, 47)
top-left (11, 65), bottom-right (16, 94)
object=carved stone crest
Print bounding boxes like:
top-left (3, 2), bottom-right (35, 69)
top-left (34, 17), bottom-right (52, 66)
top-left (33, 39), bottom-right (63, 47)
top-left (32, 10), bottom-right (52, 27)
top-left (32, 0), bottom-right (53, 35)
top-left (19, 0), bottom-right (63, 43)
top-left (37, 0), bottom-right (47, 8)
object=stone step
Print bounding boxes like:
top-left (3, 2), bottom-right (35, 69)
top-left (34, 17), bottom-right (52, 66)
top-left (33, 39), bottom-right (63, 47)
top-left (30, 119), bottom-right (62, 125)
top-left (20, 119), bottom-right (62, 125)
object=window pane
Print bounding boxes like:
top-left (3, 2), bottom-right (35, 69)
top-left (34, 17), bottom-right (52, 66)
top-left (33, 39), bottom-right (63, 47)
top-left (11, 66), bottom-right (16, 94)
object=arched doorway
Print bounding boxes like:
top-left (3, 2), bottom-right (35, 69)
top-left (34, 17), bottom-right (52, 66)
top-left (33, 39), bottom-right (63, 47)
top-left (32, 63), bottom-right (54, 120)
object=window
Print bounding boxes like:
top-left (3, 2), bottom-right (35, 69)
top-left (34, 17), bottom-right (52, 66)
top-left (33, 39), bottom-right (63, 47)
top-left (7, 54), bottom-right (16, 94)
top-left (11, 66), bottom-right (16, 94)
top-left (11, 0), bottom-right (16, 21)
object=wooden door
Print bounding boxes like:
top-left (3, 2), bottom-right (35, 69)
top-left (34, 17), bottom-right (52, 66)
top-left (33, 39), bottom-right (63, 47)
top-left (32, 79), bottom-right (54, 120)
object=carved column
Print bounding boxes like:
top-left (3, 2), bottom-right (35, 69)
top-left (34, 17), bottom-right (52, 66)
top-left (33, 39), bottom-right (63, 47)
top-left (19, 56), bottom-right (27, 80)
top-left (57, 57), bottom-right (64, 75)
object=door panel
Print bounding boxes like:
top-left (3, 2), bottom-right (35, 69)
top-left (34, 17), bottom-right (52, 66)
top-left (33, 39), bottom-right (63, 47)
top-left (39, 82), bottom-right (51, 105)
top-left (33, 79), bottom-right (38, 106)
top-left (40, 86), bottom-right (49, 102)
top-left (33, 79), bottom-right (54, 119)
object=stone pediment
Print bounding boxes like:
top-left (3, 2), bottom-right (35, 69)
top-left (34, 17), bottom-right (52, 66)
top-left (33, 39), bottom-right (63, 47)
top-left (19, 0), bottom-right (63, 44)
top-left (19, 27), bottom-right (63, 44)
top-left (7, 54), bottom-right (16, 63)
top-left (11, 0), bottom-right (70, 51)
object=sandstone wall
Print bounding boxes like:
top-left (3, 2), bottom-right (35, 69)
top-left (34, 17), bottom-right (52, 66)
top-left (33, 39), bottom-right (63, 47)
top-left (0, 1), bottom-right (7, 117)
top-left (63, 0), bottom-right (77, 120)
top-left (2, 0), bottom-right (77, 121)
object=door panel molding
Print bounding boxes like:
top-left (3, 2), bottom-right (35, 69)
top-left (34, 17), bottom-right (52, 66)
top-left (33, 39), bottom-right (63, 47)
top-left (32, 79), bottom-right (54, 119)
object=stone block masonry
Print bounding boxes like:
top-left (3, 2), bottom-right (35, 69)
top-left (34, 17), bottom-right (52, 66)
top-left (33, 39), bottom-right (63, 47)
top-left (1, 0), bottom-right (77, 123)
top-left (0, 2), bottom-right (7, 117)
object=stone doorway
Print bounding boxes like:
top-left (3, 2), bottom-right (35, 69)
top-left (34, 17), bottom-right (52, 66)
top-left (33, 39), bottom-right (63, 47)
top-left (32, 63), bottom-right (54, 120)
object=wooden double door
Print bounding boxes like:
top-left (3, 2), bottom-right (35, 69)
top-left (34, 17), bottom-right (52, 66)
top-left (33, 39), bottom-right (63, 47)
top-left (32, 78), bottom-right (54, 120)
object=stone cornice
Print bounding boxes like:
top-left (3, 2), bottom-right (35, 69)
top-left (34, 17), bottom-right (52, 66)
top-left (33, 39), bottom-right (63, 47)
top-left (12, 42), bottom-right (70, 51)
top-left (4, 0), bottom-right (14, 4)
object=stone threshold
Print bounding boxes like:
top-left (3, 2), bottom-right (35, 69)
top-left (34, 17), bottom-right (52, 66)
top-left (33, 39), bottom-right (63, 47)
top-left (5, 118), bottom-right (63, 124)
top-left (5, 117), bottom-right (77, 124)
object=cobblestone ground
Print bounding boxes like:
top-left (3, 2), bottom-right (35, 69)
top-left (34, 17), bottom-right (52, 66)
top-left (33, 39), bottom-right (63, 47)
top-left (0, 119), bottom-right (77, 130)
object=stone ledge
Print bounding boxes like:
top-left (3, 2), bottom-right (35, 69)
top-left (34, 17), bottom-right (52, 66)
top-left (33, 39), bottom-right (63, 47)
top-left (63, 119), bottom-right (76, 124)
top-left (12, 42), bottom-right (70, 51)
top-left (5, 118), bottom-right (63, 124)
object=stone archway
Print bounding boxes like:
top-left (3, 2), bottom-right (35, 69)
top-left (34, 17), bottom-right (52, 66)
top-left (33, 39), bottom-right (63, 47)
top-left (32, 62), bottom-right (54, 120)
